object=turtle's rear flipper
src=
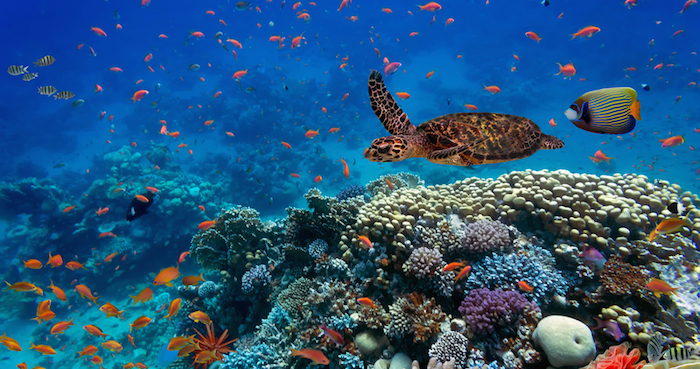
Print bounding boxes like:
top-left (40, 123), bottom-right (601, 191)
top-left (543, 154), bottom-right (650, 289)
top-left (369, 70), bottom-right (416, 135)
top-left (540, 135), bottom-right (565, 149)
top-left (426, 138), bottom-right (487, 166)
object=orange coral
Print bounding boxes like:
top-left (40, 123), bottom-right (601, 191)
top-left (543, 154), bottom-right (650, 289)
top-left (582, 342), bottom-right (646, 369)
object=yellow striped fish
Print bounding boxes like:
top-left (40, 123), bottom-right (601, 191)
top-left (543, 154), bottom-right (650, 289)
top-left (34, 55), bottom-right (55, 67)
top-left (7, 65), bottom-right (28, 75)
top-left (38, 86), bottom-right (57, 96)
top-left (564, 87), bottom-right (641, 134)
top-left (22, 72), bottom-right (38, 81)
top-left (54, 91), bottom-right (75, 100)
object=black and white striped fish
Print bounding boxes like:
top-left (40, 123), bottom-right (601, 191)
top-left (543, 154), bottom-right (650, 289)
top-left (7, 65), bottom-right (28, 76)
top-left (22, 72), bottom-right (38, 81)
top-left (38, 86), bottom-right (57, 96)
top-left (54, 91), bottom-right (75, 100)
top-left (647, 332), bottom-right (665, 363)
top-left (662, 345), bottom-right (697, 362)
top-left (34, 55), bottom-right (55, 67)
top-left (668, 201), bottom-right (686, 216)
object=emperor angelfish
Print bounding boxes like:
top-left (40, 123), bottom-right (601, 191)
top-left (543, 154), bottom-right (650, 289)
top-left (564, 87), bottom-right (641, 134)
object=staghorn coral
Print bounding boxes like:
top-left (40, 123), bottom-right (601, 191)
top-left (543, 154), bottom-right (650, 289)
top-left (464, 245), bottom-right (570, 305)
top-left (599, 255), bottom-right (650, 296)
top-left (384, 292), bottom-right (447, 343)
top-left (404, 246), bottom-right (443, 278)
top-left (428, 331), bottom-right (469, 369)
top-left (458, 288), bottom-right (536, 335)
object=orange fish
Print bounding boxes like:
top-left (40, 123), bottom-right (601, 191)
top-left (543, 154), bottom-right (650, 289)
top-left (179, 251), bottom-right (191, 264)
top-left (1, 333), bottom-right (22, 351)
top-left (442, 262), bottom-right (464, 272)
top-left (395, 92), bottom-right (411, 99)
top-left (165, 298), bottom-right (182, 321)
top-left (232, 69), bottom-right (248, 79)
top-left (29, 342), bottom-right (56, 355)
top-left (454, 265), bottom-right (472, 281)
top-left (77, 344), bottom-right (99, 357)
top-left (281, 141), bottom-right (292, 149)
top-left (204, 119), bottom-right (215, 126)
top-left (31, 310), bottom-right (56, 324)
top-left (50, 318), bottom-right (75, 335)
top-left (290, 173), bottom-right (300, 178)
top-left (188, 310), bottom-right (212, 326)
top-left (62, 205), bottom-right (76, 213)
top-left (305, 129), bottom-right (320, 139)
top-left (418, 1), bottom-right (442, 11)
top-left (292, 33), bottom-right (305, 48)
top-left (649, 214), bottom-right (692, 241)
top-left (341, 158), bottom-right (349, 178)
top-left (83, 324), bottom-right (108, 340)
top-left (484, 85), bottom-right (501, 94)
top-left (571, 26), bottom-right (601, 40)
top-left (90, 27), bottom-right (107, 37)
top-left (328, 127), bottom-right (340, 133)
top-left (291, 348), bottom-right (330, 365)
top-left (464, 104), bottom-right (478, 111)
top-left (129, 315), bottom-right (152, 333)
top-left (96, 207), bottom-right (109, 216)
top-left (129, 287), bottom-right (153, 306)
top-left (198, 220), bottom-right (217, 231)
top-left (99, 232), bottom-right (117, 238)
top-left (314, 175), bottom-right (322, 183)
top-left (357, 235), bottom-right (373, 249)
top-left (357, 297), bottom-right (376, 308)
top-left (319, 323), bottom-right (344, 345)
top-left (525, 31), bottom-right (541, 43)
top-left (659, 135), bottom-right (684, 148)
top-left (182, 273), bottom-right (205, 286)
top-left (66, 260), bottom-right (87, 271)
top-left (135, 194), bottom-right (150, 203)
top-left (47, 280), bottom-right (67, 302)
top-left (518, 280), bottom-right (534, 293)
top-left (167, 335), bottom-right (195, 351)
top-left (145, 186), bottom-right (159, 193)
top-left (99, 302), bottom-right (125, 319)
top-left (101, 340), bottom-right (123, 352)
top-left (46, 253), bottom-right (63, 268)
top-left (5, 281), bottom-right (37, 293)
top-left (646, 278), bottom-right (678, 297)
top-left (22, 259), bottom-right (43, 270)
top-left (169, 131), bottom-right (180, 138)
top-left (153, 265), bottom-right (181, 287)
top-left (75, 284), bottom-right (99, 304)
top-left (425, 70), bottom-right (435, 79)
top-left (190, 31), bottom-right (204, 38)
top-left (36, 300), bottom-right (51, 315)
top-left (593, 149), bottom-right (614, 164)
top-left (382, 7), bottom-right (393, 13)
top-left (110, 67), bottom-right (123, 72)
top-left (556, 62), bottom-right (576, 78)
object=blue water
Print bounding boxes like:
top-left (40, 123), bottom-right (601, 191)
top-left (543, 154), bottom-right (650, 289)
top-left (0, 0), bottom-right (698, 368)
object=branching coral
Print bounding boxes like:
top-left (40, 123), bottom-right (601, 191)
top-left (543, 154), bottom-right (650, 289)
top-left (336, 184), bottom-right (368, 201)
top-left (241, 264), bottom-right (272, 294)
top-left (384, 292), bottom-right (446, 343)
top-left (458, 288), bottom-right (536, 335)
top-left (599, 256), bottom-right (650, 296)
top-left (427, 331), bottom-right (469, 369)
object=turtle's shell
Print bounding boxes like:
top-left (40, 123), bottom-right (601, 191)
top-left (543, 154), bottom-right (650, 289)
top-left (418, 112), bottom-right (548, 164)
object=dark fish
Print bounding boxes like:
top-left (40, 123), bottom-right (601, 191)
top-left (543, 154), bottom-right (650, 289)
top-left (254, 177), bottom-right (262, 184)
top-left (642, 84), bottom-right (650, 91)
top-left (53, 162), bottom-right (66, 168)
top-left (126, 192), bottom-right (155, 222)
top-left (284, 84), bottom-right (288, 90)
top-left (246, 167), bottom-right (252, 173)
top-left (245, 87), bottom-right (256, 92)
top-left (215, 170), bottom-right (223, 175)
top-left (72, 99), bottom-right (85, 108)
top-left (668, 201), bottom-right (685, 216)
top-left (113, 11), bottom-right (120, 19)
top-left (564, 87), bottom-right (640, 134)
top-left (236, 1), bottom-right (250, 9)
top-left (542, 0), bottom-right (550, 6)
top-left (447, 99), bottom-right (450, 106)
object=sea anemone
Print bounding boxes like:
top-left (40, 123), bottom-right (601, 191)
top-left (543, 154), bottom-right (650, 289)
top-left (191, 323), bottom-right (238, 369)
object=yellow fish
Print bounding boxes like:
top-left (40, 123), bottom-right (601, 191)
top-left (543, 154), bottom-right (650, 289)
top-left (565, 87), bottom-right (640, 134)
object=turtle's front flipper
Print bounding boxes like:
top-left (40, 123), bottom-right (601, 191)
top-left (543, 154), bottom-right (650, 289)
top-left (426, 138), bottom-right (487, 166)
top-left (368, 70), bottom-right (416, 135)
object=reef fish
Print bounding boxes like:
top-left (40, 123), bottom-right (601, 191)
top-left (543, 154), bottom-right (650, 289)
top-left (645, 278), bottom-right (678, 297)
top-left (126, 192), bottom-right (155, 221)
top-left (290, 348), bottom-right (330, 365)
top-left (564, 87), bottom-right (641, 134)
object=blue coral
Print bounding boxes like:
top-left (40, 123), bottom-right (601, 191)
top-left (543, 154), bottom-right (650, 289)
top-left (335, 184), bottom-right (367, 201)
top-left (308, 239), bottom-right (328, 258)
top-left (221, 343), bottom-right (278, 369)
top-left (464, 246), bottom-right (570, 305)
top-left (338, 352), bottom-right (365, 369)
top-left (459, 288), bottom-right (535, 335)
top-left (329, 313), bottom-right (358, 330)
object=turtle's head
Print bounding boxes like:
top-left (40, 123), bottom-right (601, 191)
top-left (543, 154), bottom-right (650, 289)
top-left (364, 136), bottom-right (412, 162)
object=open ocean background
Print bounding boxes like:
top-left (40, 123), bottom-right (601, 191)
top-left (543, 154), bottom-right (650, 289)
top-left (0, 0), bottom-right (698, 368)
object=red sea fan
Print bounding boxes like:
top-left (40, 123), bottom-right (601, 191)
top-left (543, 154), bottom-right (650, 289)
top-left (582, 342), bottom-right (646, 369)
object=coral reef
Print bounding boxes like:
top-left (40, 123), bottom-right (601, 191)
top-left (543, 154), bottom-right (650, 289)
top-left (599, 256), bottom-right (650, 296)
top-left (458, 288), bottom-right (536, 335)
top-left (336, 184), bottom-right (368, 201)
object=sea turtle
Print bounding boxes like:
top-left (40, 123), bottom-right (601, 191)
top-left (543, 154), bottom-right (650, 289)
top-left (363, 70), bottom-right (565, 166)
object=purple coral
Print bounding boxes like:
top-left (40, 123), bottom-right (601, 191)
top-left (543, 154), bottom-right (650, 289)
top-left (408, 246), bottom-right (443, 278)
top-left (458, 288), bottom-right (535, 335)
top-left (463, 219), bottom-right (511, 253)
top-left (241, 265), bottom-right (271, 294)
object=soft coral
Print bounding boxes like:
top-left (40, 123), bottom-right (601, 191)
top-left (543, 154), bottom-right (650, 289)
top-left (582, 342), bottom-right (646, 369)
